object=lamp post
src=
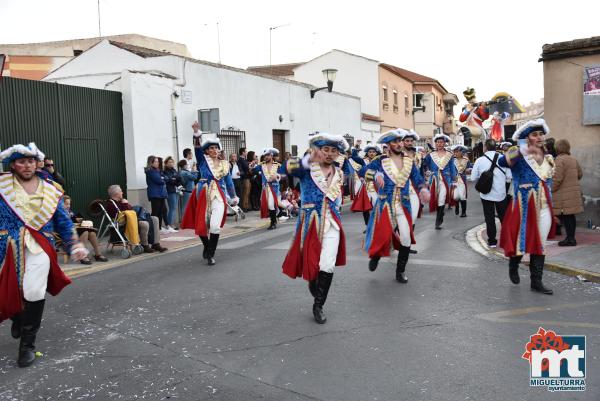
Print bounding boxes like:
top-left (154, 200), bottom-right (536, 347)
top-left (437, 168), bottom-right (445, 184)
top-left (310, 69), bottom-right (338, 98)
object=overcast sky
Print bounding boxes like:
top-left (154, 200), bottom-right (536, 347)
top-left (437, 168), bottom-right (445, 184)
top-left (1, 0), bottom-right (598, 106)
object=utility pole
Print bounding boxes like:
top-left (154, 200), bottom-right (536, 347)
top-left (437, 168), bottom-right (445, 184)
top-left (216, 22), bottom-right (221, 64)
top-left (97, 0), bottom-right (102, 37)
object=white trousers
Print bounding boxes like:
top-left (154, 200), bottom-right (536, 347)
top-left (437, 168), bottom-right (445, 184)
top-left (538, 207), bottom-right (552, 247)
top-left (319, 224), bottom-right (340, 273)
top-left (409, 191), bottom-right (420, 224)
top-left (394, 204), bottom-right (412, 247)
top-left (209, 198), bottom-right (225, 234)
top-left (454, 179), bottom-right (467, 201)
top-left (23, 250), bottom-right (50, 302)
top-left (267, 187), bottom-right (281, 211)
top-left (437, 179), bottom-right (447, 207)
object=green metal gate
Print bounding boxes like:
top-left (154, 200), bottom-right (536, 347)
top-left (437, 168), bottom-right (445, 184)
top-left (0, 77), bottom-right (126, 216)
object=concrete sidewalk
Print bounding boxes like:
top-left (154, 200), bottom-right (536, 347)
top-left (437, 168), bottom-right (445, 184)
top-left (467, 221), bottom-right (600, 283)
top-left (62, 210), bottom-right (273, 278)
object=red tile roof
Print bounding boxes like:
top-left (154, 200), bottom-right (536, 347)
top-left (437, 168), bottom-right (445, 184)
top-left (247, 62), bottom-right (304, 77)
top-left (380, 63), bottom-right (448, 93)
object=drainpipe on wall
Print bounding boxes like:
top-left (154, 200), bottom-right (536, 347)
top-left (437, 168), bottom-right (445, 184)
top-left (171, 58), bottom-right (187, 160)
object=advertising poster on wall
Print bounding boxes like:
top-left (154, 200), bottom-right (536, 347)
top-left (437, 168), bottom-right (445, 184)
top-left (583, 64), bottom-right (600, 125)
top-left (584, 65), bottom-right (600, 95)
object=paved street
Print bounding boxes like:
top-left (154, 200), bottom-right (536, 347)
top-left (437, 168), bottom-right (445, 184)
top-left (1, 195), bottom-right (599, 401)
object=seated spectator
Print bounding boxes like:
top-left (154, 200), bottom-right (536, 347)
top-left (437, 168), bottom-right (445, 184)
top-left (106, 185), bottom-right (167, 253)
top-left (63, 195), bottom-right (108, 265)
top-left (280, 189), bottom-right (299, 218)
top-left (178, 159), bottom-right (198, 212)
top-left (43, 158), bottom-right (66, 188)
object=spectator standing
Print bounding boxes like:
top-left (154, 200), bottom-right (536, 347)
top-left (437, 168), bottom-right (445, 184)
top-left (183, 148), bottom-right (196, 171)
top-left (470, 139), bottom-right (512, 248)
top-left (178, 159), bottom-right (198, 213)
top-left (145, 156), bottom-right (169, 233)
top-left (163, 156), bottom-right (181, 232)
top-left (42, 158), bottom-right (66, 188)
top-left (63, 195), bottom-right (107, 265)
top-left (237, 147), bottom-right (251, 211)
top-left (552, 139), bottom-right (583, 246)
top-left (229, 153), bottom-right (242, 197)
top-left (248, 151), bottom-right (261, 210)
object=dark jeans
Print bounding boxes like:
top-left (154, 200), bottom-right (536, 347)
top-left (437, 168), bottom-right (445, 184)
top-left (233, 179), bottom-right (241, 199)
top-left (150, 197), bottom-right (168, 229)
top-left (481, 198), bottom-right (507, 244)
top-left (560, 214), bottom-right (577, 240)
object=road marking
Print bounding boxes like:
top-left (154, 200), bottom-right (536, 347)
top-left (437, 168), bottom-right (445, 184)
top-left (345, 255), bottom-right (479, 268)
top-left (477, 301), bottom-right (600, 329)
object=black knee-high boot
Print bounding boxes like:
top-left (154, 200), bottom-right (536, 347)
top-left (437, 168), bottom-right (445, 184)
top-left (508, 255), bottom-right (522, 284)
top-left (435, 206), bottom-right (445, 229)
top-left (207, 233), bottom-right (220, 265)
top-left (530, 255), bottom-right (553, 295)
top-left (199, 236), bottom-right (209, 259)
top-left (362, 211), bottom-right (370, 226)
top-left (268, 210), bottom-right (277, 230)
top-left (460, 200), bottom-right (467, 217)
top-left (368, 256), bottom-right (380, 271)
top-left (313, 271), bottom-right (333, 324)
top-left (18, 300), bottom-right (45, 368)
top-left (10, 315), bottom-right (21, 339)
top-left (409, 224), bottom-right (417, 254)
top-left (396, 246), bottom-right (410, 283)
top-left (455, 202), bottom-right (460, 215)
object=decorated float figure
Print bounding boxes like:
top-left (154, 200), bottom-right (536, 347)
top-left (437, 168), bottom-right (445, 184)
top-left (181, 136), bottom-right (239, 266)
top-left (282, 132), bottom-right (348, 324)
top-left (498, 119), bottom-right (555, 295)
top-left (254, 148), bottom-right (285, 230)
top-left (422, 134), bottom-right (458, 229)
top-left (450, 145), bottom-right (472, 217)
top-left (360, 129), bottom-right (429, 283)
top-left (0, 143), bottom-right (88, 368)
top-left (348, 140), bottom-right (382, 227)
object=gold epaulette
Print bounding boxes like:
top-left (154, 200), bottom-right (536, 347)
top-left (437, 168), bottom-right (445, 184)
top-left (48, 179), bottom-right (64, 194)
top-left (505, 146), bottom-right (520, 164)
top-left (365, 169), bottom-right (376, 182)
top-left (545, 154), bottom-right (555, 167)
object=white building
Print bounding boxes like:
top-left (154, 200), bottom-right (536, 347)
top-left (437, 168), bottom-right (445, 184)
top-left (292, 50), bottom-right (382, 141)
top-left (44, 40), bottom-right (361, 205)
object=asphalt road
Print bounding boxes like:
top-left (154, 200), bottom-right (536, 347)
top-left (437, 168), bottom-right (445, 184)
top-left (1, 193), bottom-right (599, 401)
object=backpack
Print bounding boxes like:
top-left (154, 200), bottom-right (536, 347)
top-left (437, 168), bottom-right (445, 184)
top-left (475, 153), bottom-right (499, 194)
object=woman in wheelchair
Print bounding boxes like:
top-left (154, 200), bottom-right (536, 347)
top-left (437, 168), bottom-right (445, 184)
top-left (63, 195), bottom-right (108, 265)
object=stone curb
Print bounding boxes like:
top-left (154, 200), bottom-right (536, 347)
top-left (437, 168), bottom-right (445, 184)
top-left (465, 223), bottom-right (600, 283)
top-left (65, 220), bottom-right (270, 280)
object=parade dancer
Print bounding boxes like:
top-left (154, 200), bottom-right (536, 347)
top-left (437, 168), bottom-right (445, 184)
top-left (362, 130), bottom-right (429, 282)
top-left (0, 143), bottom-right (88, 367)
top-left (499, 119), bottom-right (555, 295)
top-left (401, 130), bottom-right (423, 254)
top-left (255, 148), bottom-right (283, 230)
top-left (181, 136), bottom-right (239, 266)
top-left (349, 140), bottom-right (382, 228)
top-left (451, 145), bottom-right (472, 217)
top-left (422, 134), bottom-right (458, 229)
top-left (282, 132), bottom-right (348, 324)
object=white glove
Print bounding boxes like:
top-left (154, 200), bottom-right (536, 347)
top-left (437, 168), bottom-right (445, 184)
top-left (70, 245), bottom-right (89, 262)
top-left (229, 196), bottom-right (240, 206)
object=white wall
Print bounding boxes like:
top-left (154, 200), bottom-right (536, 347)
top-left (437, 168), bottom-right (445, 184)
top-left (44, 40), bottom-right (147, 89)
top-left (293, 50), bottom-right (380, 117)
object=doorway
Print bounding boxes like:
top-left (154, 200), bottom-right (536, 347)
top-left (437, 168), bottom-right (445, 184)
top-left (272, 130), bottom-right (286, 157)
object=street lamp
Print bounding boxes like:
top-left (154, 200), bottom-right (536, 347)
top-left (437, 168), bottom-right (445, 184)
top-left (310, 68), bottom-right (338, 98)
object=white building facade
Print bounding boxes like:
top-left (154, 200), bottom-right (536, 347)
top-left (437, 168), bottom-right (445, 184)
top-left (44, 40), bottom-right (362, 205)
top-left (293, 50), bottom-right (381, 141)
